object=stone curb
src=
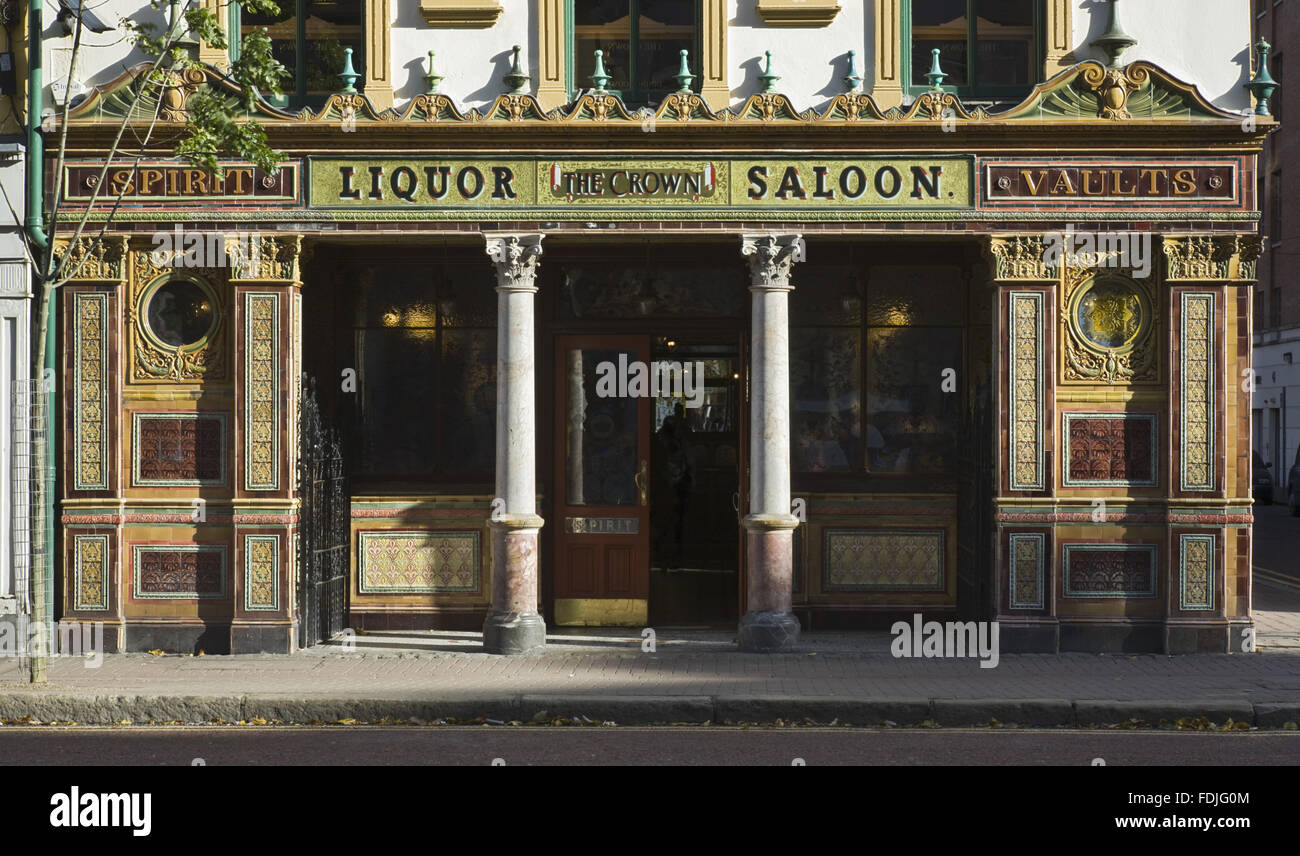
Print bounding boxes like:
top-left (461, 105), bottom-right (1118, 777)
top-left (0, 693), bottom-right (1297, 728)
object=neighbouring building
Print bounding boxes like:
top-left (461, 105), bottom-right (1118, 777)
top-left (1252, 0), bottom-right (1299, 512)
top-left (44, 1), bottom-right (1269, 655)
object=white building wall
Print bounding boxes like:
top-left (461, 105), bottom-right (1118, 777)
top-left (52, 2), bottom-right (1256, 114)
top-left (1071, 0), bottom-right (1252, 112)
top-left (0, 154), bottom-right (30, 610)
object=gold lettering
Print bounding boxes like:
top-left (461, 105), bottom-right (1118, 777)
top-left (1081, 170), bottom-right (1107, 196)
top-left (1051, 171), bottom-right (1077, 195)
top-left (227, 168), bottom-right (254, 195)
top-left (183, 169), bottom-right (208, 195)
top-left (109, 169), bottom-right (134, 195)
top-left (1020, 169), bottom-right (1048, 195)
top-left (139, 169), bottom-right (164, 196)
top-left (1139, 168), bottom-right (1167, 195)
top-left (1111, 169), bottom-right (1138, 196)
top-left (1173, 168), bottom-right (1197, 195)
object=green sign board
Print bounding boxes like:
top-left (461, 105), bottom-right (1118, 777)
top-left (308, 157), bottom-right (974, 218)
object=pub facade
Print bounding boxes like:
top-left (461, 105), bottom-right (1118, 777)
top-left (46, 1), bottom-right (1267, 654)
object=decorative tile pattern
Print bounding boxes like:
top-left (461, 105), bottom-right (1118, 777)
top-left (358, 531), bottom-right (481, 593)
top-left (74, 535), bottom-right (109, 611)
top-left (244, 293), bottom-right (280, 491)
top-left (1063, 544), bottom-right (1157, 598)
top-left (1009, 291), bottom-right (1044, 490)
top-left (132, 545), bottom-right (228, 600)
top-left (74, 292), bottom-right (109, 491)
top-left (1009, 533), bottom-right (1044, 609)
top-left (1062, 412), bottom-right (1158, 487)
top-left (1180, 293), bottom-right (1215, 491)
top-left (1179, 534), bottom-right (1214, 611)
top-left (823, 529), bottom-right (945, 591)
top-left (244, 534), bottom-right (280, 611)
top-left (132, 412), bottom-right (227, 486)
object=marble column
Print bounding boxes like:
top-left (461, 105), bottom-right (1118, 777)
top-left (482, 234), bottom-right (546, 654)
top-left (738, 234), bottom-right (804, 652)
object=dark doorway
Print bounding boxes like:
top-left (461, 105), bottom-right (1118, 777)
top-left (647, 337), bottom-right (740, 627)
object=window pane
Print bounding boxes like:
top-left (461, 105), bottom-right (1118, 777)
top-left (791, 265), bottom-right (862, 326)
top-left (440, 330), bottom-right (496, 477)
top-left (792, 329), bottom-right (861, 473)
top-left (565, 348), bottom-right (640, 506)
top-left (305, 0), bottom-right (363, 96)
top-left (357, 329), bottom-right (437, 476)
top-left (638, 0), bottom-right (695, 94)
top-left (576, 0), bottom-right (633, 92)
top-left (866, 328), bottom-right (962, 474)
top-left (974, 0), bottom-right (1033, 87)
top-left (242, 3), bottom-right (296, 87)
top-left (866, 265), bottom-right (966, 326)
top-left (559, 265), bottom-right (745, 319)
top-left (912, 0), bottom-right (969, 86)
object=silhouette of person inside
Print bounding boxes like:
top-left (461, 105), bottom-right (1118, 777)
top-left (656, 402), bottom-right (694, 570)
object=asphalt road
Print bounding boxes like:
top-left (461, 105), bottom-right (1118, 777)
top-left (1254, 504), bottom-right (1300, 583)
top-left (2, 726), bottom-right (1298, 765)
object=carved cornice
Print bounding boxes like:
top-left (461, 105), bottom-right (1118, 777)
top-left (755, 0), bottom-right (841, 27)
top-left (987, 236), bottom-right (1056, 283)
top-left (418, 1), bottom-right (503, 28)
top-left (484, 234), bottom-right (544, 292)
top-left (742, 234), bottom-right (805, 290)
top-left (1163, 235), bottom-right (1263, 282)
top-left (52, 235), bottom-right (128, 282)
top-left (63, 59), bottom-right (1259, 134)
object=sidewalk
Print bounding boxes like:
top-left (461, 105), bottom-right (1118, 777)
top-left (2, 624), bottom-right (1299, 727)
top-left (2, 576), bottom-right (1298, 729)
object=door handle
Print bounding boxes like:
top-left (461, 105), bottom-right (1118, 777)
top-left (731, 491), bottom-right (740, 513)
top-left (634, 459), bottom-right (648, 506)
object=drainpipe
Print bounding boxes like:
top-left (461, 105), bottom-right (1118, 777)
top-left (24, 0), bottom-right (52, 682)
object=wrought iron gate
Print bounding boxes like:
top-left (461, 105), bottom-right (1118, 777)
top-left (298, 376), bottom-right (349, 648)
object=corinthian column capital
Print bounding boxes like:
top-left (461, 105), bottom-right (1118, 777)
top-left (484, 233), bottom-right (544, 292)
top-left (742, 233), bottom-right (805, 290)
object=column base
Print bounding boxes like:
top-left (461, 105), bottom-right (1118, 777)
top-left (737, 610), bottom-right (801, 653)
top-left (482, 611), bottom-right (547, 654)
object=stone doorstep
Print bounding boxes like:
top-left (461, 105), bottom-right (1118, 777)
top-left (0, 694), bottom-right (1297, 729)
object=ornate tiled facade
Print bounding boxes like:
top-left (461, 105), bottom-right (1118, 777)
top-left (822, 529), bottom-right (945, 591)
top-left (132, 545), bottom-right (228, 600)
top-left (358, 531), bottom-right (481, 593)
top-left (1062, 413), bottom-right (1158, 487)
top-left (73, 535), bottom-right (109, 611)
top-left (1062, 545), bottom-right (1158, 598)
top-left (1180, 293), bottom-right (1216, 491)
top-left (1009, 292), bottom-right (1044, 491)
top-left (1008, 533), bottom-right (1045, 609)
top-left (244, 293), bottom-right (280, 491)
top-left (73, 292), bottom-right (109, 491)
top-left (1179, 534), bottom-right (1215, 611)
top-left (243, 535), bottom-right (279, 611)
top-left (132, 412), bottom-right (227, 486)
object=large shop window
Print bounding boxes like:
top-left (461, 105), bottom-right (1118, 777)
top-left (349, 264), bottom-right (496, 486)
top-left (906, 0), bottom-right (1039, 99)
top-left (569, 0), bottom-right (701, 103)
top-left (791, 265), bottom-right (965, 479)
top-left (232, 0), bottom-right (364, 109)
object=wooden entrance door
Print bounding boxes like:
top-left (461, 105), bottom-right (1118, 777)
top-left (553, 335), bottom-right (653, 626)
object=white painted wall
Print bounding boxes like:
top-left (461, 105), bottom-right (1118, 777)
top-left (728, 0), bottom-right (869, 110)
top-left (1071, 0), bottom-right (1252, 112)
top-left (0, 156), bottom-right (30, 604)
top-left (1254, 329), bottom-right (1300, 500)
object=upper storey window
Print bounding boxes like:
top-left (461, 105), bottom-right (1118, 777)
top-left (907, 0), bottom-right (1039, 99)
top-left (233, 0), bottom-right (365, 109)
top-left (570, 0), bottom-right (700, 103)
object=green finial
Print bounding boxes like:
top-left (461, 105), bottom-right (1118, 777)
top-left (844, 49), bottom-right (862, 93)
top-left (1247, 38), bottom-right (1280, 116)
top-left (591, 49), bottom-right (611, 93)
top-left (674, 49), bottom-right (694, 94)
top-left (1091, 0), bottom-right (1137, 69)
top-left (424, 50), bottom-right (443, 95)
top-left (338, 47), bottom-right (359, 94)
top-left (504, 44), bottom-right (529, 95)
top-left (925, 48), bottom-right (946, 90)
top-left (758, 50), bottom-right (780, 94)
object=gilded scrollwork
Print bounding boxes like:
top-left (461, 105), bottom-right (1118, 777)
top-left (1060, 264), bottom-right (1158, 385)
top-left (53, 236), bottom-right (127, 282)
top-left (988, 236), bottom-right (1055, 282)
top-left (1163, 234), bottom-right (1263, 282)
top-left (129, 247), bottom-right (227, 383)
top-left (1082, 63), bottom-right (1148, 120)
